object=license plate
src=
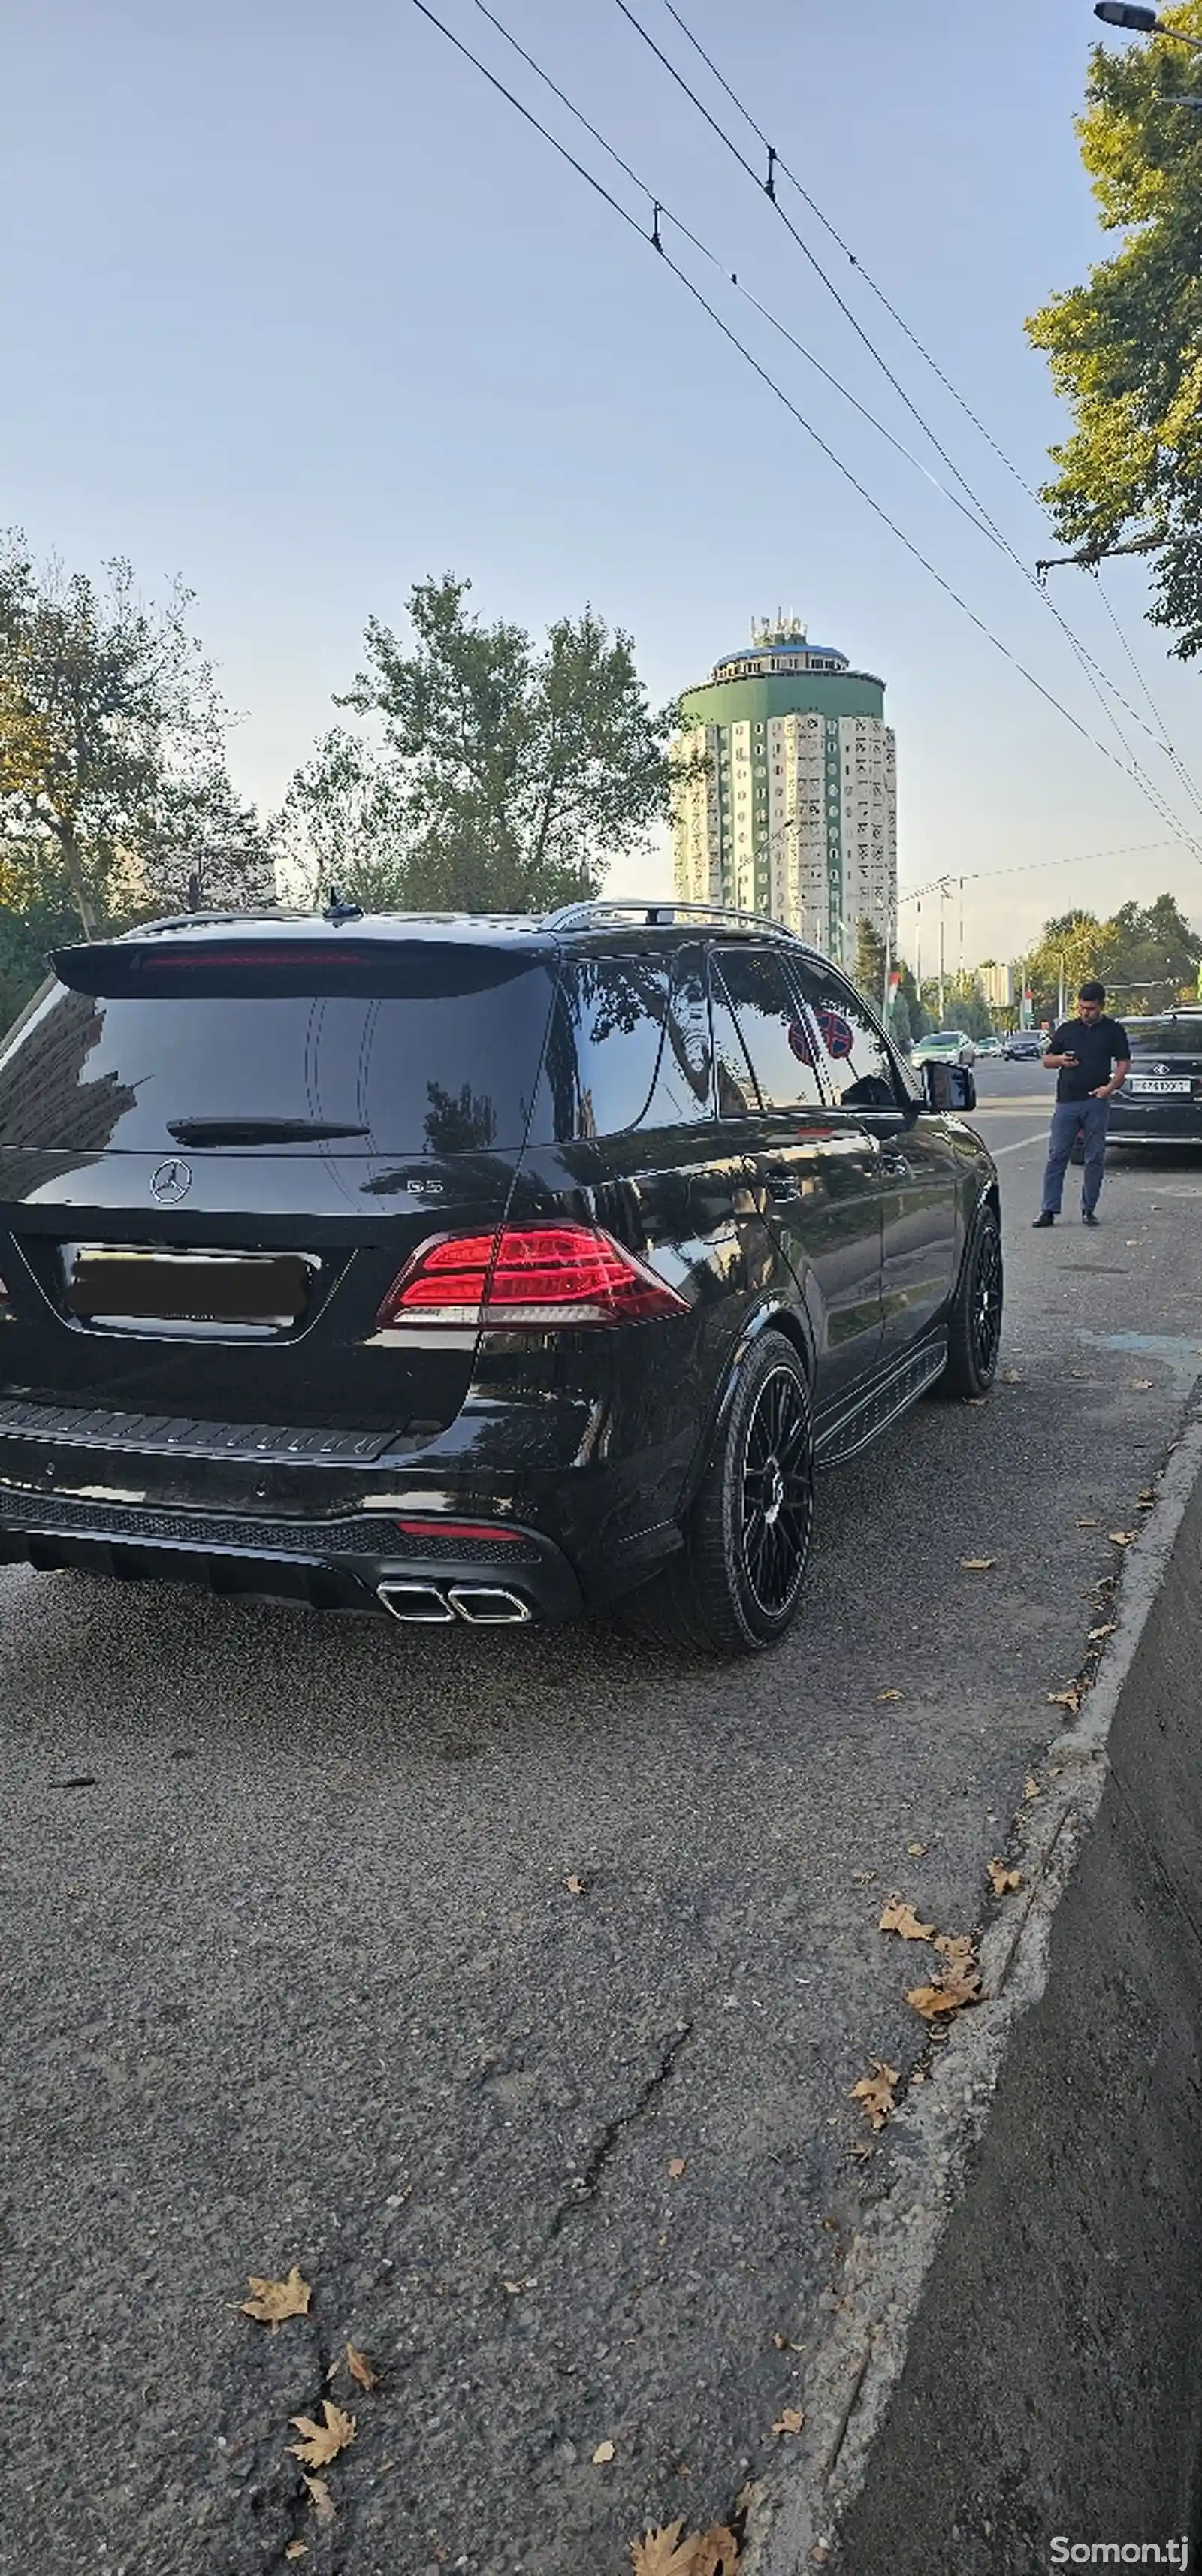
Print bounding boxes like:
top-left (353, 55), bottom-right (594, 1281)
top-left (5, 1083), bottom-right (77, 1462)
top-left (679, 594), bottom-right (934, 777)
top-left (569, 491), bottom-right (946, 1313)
top-left (1126, 1076), bottom-right (1191, 1095)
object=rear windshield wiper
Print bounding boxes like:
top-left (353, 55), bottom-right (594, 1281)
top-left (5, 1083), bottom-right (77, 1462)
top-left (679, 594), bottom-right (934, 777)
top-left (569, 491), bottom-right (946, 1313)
top-left (166, 1119), bottom-right (370, 1146)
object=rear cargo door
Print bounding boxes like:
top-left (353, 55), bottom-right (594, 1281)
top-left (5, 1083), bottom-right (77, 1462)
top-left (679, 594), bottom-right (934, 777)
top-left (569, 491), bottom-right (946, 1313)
top-left (0, 934), bottom-right (557, 1439)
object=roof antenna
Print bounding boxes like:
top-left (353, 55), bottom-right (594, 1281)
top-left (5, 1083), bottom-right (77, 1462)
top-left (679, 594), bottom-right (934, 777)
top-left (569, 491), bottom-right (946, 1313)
top-left (323, 886), bottom-right (364, 925)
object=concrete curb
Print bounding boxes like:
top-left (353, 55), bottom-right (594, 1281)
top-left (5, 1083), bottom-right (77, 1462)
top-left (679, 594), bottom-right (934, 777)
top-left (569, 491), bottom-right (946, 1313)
top-left (745, 1403), bottom-right (1202, 2574)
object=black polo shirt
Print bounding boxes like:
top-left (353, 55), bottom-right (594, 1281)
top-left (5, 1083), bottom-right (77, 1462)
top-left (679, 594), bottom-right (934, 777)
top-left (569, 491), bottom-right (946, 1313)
top-left (1048, 1015), bottom-right (1131, 1104)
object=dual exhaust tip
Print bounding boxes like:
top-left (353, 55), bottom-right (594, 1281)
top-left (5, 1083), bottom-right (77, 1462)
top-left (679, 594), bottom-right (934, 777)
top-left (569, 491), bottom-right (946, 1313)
top-left (377, 1580), bottom-right (532, 1627)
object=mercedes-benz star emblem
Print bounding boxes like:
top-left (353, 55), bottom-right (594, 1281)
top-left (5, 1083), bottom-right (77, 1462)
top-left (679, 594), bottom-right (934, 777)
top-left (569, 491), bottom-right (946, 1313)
top-left (150, 1158), bottom-right (192, 1206)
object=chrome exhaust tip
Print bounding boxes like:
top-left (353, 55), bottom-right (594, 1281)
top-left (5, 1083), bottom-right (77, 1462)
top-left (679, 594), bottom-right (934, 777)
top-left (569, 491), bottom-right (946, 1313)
top-left (377, 1581), bottom-right (456, 1623)
top-left (447, 1586), bottom-right (532, 1625)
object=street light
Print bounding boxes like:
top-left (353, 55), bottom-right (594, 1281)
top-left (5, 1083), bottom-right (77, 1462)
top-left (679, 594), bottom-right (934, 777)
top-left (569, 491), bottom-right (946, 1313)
top-left (1094, 3), bottom-right (1202, 47)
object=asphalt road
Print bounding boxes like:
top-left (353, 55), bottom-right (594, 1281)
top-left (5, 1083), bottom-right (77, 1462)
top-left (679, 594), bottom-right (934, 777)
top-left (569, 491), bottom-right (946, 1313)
top-left (5, 1062), bottom-right (1202, 2576)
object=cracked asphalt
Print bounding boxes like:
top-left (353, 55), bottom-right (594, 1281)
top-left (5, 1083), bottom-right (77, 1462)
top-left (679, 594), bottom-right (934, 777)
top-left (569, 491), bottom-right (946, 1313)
top-left (4, 1062), bottom-right (1202, 2576)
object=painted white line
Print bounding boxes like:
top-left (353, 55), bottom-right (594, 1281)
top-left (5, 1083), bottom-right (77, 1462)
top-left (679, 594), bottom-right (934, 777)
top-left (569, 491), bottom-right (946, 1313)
top-left (986, 1128), bottom-right (1048, 1157)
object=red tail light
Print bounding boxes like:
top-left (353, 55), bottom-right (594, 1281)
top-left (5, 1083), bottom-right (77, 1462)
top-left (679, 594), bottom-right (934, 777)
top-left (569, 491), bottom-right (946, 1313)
top-left (376, 1225), bottom-right (688, 1330)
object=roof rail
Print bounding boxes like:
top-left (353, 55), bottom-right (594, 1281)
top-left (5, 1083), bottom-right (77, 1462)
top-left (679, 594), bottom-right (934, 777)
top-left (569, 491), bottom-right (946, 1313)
top-left (541, 897), bottom-right (810, 944)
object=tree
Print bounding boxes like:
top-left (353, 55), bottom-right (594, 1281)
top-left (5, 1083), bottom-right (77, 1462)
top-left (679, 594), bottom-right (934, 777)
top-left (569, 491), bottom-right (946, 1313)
top-left (894, 958), bottom-right (930, 1040)
top-left (276, 726), bottom-right (412, 911)
top-left (0, 531), bottom-right (264, 935)
top-left (1024, 892), bottom-right (1201, 1016)
top-left (281, 574), bottom-right (697, 913)
top-left (1025, 2), bottom-right (1202, 657)
top-left (853, 916), bottom-right (886, 1012)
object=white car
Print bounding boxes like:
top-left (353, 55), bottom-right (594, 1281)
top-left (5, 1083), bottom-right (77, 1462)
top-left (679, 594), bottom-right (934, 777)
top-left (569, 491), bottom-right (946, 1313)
top-left (912, 1029), bottom-right (977, 1071)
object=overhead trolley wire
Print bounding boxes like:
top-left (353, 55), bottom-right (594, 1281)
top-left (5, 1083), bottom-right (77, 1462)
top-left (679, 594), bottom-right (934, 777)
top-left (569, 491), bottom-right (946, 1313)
top-left (407, 0), bottom-right (1201, 859)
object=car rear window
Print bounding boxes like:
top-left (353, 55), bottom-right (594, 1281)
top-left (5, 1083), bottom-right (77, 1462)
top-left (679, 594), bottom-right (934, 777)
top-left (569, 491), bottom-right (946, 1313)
top-left (0, 940), bottom-right (557, 1155)
top-left (1125, 1018), bottom-right (1202, 1055)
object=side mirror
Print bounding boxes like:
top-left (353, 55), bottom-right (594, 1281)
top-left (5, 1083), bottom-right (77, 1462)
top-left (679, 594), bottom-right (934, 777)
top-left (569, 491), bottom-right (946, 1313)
top-left (922, 1060), bottom-right (976, 1114)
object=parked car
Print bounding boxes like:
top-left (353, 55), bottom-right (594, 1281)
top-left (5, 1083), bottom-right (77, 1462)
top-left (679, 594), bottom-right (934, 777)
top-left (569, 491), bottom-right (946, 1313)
top-left (1001, 1031), bottom-right (1045, 1062)
top-left (1107, 1010), bottom-right (1202, 1149)
top-left (974, 1035), bottom-right (1001, 1058)
top-left (913, 1028), bottom-right (977, 1070)
top-left (0, 902), bottom-right (1002, 1655)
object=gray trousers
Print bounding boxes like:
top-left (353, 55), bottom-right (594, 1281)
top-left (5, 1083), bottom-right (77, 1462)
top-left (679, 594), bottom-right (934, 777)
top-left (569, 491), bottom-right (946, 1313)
top-left (1041, 1095), bottom-right (1110, 1216)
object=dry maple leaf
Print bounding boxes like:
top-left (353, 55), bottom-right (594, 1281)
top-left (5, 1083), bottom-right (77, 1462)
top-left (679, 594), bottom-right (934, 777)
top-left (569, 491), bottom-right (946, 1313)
top-left (1024, 1774), bottom-right (1042, 1798)
top-left (239, 2266), bottom-right (312, 2327)
top-left (849, 2059), bottom-right (899, 2128)
top-left (959, 1556), bottom-right (997, 1571)
top-left (906, 1841), bottom-right (926, 1857)
top-left (288, 2401), bottom-right (356, 2470)
top-left (564, 1874), bottom-right (586, 1895)
top-left (772, 2407), bottom-right (805, 2436)
top-left (631, 2525), bottom-right (739, 2576)
top-left (1048, 1687), bottom-right (1080, 1711)
top-left (285, 2546), bottom-right (307, 2563)
top-left (666, 2157), bottom-right (687, 2179)
top-left (905, 1983), bottom-right (962, 2019)
top-left (878, 1895), bottom-right (935, 1942)
top-left (301, 2473), bottom-right (336, 2524)
top-left (1088, 1623), bottom-right (1116, 1642)
top-left (1002, 1369), bottom-right (1024, 1384)
top-left (877, 1687), bottom-right (904, 1702)
top-left (687, 2529), bottom-right (741, 2576)
top-left (1110, 1531), bottom-right (1135, 1547)
top-left (345, 2342), bottom-right (381, 2392)
top-left (986, 1859), bottom-right (1021, 1896)
top-left (593, 2439), bottom-right (616, 2464)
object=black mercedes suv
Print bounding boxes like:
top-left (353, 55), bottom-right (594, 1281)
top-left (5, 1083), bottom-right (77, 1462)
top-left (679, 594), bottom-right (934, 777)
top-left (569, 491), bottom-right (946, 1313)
top-left (0, 901), bottom-right (1001, 1653)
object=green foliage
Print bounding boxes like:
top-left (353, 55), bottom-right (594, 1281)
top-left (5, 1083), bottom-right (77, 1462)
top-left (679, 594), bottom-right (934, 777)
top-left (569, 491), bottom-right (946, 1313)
top-left (280, 574), bottom-right (696, 914)
top-left (853, 916), bottom-right (887, 1011)
top-left (893, 959), bottom-right (930, 1040)
top-left (0, 530), bottom-right (270, 936)
top-left (1025, 1), bottom-right (1202, 656)
top-left (1023, 891), bottom-right (1201, 1014)
top-left (0, 898), bottom-right (78, 1037)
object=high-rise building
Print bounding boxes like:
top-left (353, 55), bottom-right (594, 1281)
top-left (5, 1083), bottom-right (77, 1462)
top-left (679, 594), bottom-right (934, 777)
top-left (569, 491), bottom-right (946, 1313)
top-left (979, 961), bottom-right (1016, 1011)
top-left (671, 616), bottom-right (897, 964)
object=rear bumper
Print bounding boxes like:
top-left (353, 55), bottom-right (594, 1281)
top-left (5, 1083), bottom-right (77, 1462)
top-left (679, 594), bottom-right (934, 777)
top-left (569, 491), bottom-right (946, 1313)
top-left (1108, 1103), bottom-right (1202, 1144)
top-left (0, 1391), bottom-right (675, 1622)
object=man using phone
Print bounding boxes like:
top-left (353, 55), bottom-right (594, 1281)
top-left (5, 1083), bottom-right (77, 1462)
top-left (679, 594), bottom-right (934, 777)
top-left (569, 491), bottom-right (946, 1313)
top-left (1033, 979), bottom-right (1131, 1228)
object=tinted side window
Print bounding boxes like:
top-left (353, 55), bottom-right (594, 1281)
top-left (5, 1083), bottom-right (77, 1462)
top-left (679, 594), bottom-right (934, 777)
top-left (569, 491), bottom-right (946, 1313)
top-left (708, 962), bottom-right (760, 1118)
top-left (532, 956), bottom-right (669, 1141)
top-left (716, 947), bottom-right (823, 1113)
top-left (791, 962), bottom-right (902, 1110)
top-left (642, 945), bottom-right (714, 1126)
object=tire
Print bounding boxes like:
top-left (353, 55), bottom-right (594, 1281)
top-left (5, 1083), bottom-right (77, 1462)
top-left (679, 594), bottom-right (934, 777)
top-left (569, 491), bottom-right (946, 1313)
top-left (620, 1329), bottom-right (815, 1656)
top-left (939, 1203), bottom-right (1004, 1399)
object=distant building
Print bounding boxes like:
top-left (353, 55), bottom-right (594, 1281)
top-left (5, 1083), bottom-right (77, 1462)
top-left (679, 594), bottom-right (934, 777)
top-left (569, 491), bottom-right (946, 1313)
top-left (671, 615), bottom-right (897, 963)
top-left (980, 961), bottom-right (1016, 1010)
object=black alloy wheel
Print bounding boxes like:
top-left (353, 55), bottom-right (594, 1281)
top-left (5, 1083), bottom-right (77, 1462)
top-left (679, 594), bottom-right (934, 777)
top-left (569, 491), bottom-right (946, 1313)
top-left (739, 1362), bottom-right (814, 1621)
top-left (621, 1330), bottom-right (815, 1655)
top-left (940, 1203), bottom-right (1004, 1399)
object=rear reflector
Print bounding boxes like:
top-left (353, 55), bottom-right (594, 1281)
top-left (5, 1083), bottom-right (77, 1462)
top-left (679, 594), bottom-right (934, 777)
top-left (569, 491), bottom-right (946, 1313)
top-left (376, 1225), bottom-right (688, 1330)
top-left (397, 1518), bottom-right (525, 1545)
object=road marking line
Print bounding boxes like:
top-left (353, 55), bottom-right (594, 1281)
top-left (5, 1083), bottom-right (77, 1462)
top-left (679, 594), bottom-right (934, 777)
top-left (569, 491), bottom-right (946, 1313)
top-left (988, 1129), bottom-right (1049, 1157)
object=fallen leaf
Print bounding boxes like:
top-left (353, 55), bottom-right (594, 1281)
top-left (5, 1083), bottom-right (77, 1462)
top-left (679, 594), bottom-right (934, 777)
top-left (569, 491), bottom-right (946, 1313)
top-left (772, 2407), bottom-right (805, 2437)
top-left (906, 1841), bottom-right (926, 1857)
top-left (772, 2331), bottom-right (804, 2351)
top-left (1076, 1515), bottom-right (1101, 1528)
top-left (1125, 1237), bottom-right (1140, 1246)
top-left (285, 2546), bottom-right (308, 2563)
top-left (666, 2158), bottom-right (687, 2179)
top-left (933, 1933), bottom-right (977, 1972)
top-left (1110, 1531), bottom-right (1135, 1546)
top-left (687, 2529), bottom-right (741, 2576)
top-left (850, 2139), bottom-right (875, 2161)
top-left (1002, 1369), bottom-right (1024, 1384)
top-left (631, 2526), bottom-right (739, 2576)
top-left (1129, 1378), bottom-right (1153, 1391)
top-left (345, 2342), bottom-right (381, 2392)
top-left (564, 1874), bottom-right (586, 1895)
top-left (964, 1396), bottom-right (987, 1407)
top-left (850, 2059), bottom-right (899, 2129)
top-left (239, 2266), bottom-right (312, 2327)
top-left (1024, 1774), bottom-right (1042, 1797)
top-left (1088, 1623), bottom-right (1116, 1642)
top-left (301, 2475), bottom-right (336, 2525)
top-left (877, 1687), bottom-right (904, 1702)
top-left (906, 1983), bottom-right (965, 2019)
top-left (987, 1859), bottom-right (1021, 1895)
top-left (850, 1868), bottom-right (877, 1886)
top-left (288, 2402), bottom-right (356, 2470)
top-left (959, 1556), bottom-right (997, 1571)
top-left (878, 1894), bottom-right (935, 1941)
top-left (1048, 1688), bottom-right (1080, 1711)
top-left (593, 2439), bottom-right (616, 2464)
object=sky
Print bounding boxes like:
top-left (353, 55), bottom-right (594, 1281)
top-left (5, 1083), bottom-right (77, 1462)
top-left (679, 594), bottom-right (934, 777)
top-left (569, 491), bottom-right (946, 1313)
top-left (2, 0), bottom-right (1200, 968)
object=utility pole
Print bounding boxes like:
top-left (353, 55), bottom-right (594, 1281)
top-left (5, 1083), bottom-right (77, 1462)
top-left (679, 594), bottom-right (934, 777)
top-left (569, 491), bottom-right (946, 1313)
top-left (938, 885), bottom-right (947, 1025)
